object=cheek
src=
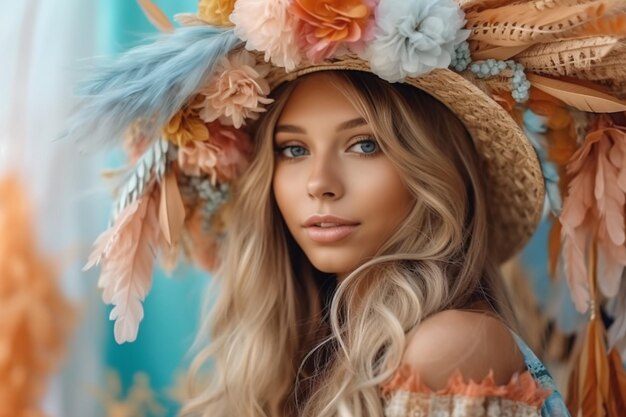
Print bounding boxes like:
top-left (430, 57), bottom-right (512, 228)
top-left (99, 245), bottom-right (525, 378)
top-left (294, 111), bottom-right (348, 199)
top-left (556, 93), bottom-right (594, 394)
top-left (353, 162), bottom-right (413, 231)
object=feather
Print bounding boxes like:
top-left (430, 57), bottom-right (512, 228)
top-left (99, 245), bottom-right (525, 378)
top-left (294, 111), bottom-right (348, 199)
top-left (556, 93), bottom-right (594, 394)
top-left (594, 139), bottom-right (624, 245)
top-left (470, 43), bottom-right (532, 60)
top-left (596, 246), bottom-right (626, 297)
top-left (561, 220), bottom-right (591, 312)
top-left (527, 74), bottom-right (626, 112)
top-left (184, 207), bottom-right (221, 273)
top-left (158, 172), bottom-right (186, 247)
top-left (458, 0), bottom-right (518, 12)
top-left (568, 12), bottom-right (626, 38)
top-left (112, 138), bottom-right (168, 222)
top-left (592, 122), bottom-right (626, 297)
top-left (566, 347), bottom-right (581, 415)
top-left (137, 0), bottom-right (174, 33)
top-left (548, 218), bottom-right (562, 279)
top-left (560, 137), bottom-right (597, 312)
top-left (578, 241), bottom-right (611, 417)
top-left (607, 347), bottom-right (626, 415)
top-left (466, 1), bottom-right (612, 46)
top-left (606, 271), bottom-right (626, 348)
top-left (517, 37), bottom-right (621, 77)
top-left (579, 316), bottom-right (610, 417)
top-left (561, 116), bottom-right (626, 312)
top-left (84, 186), bottom-right (162, 343)
top-left (66, 26), bottom-right (240, 150)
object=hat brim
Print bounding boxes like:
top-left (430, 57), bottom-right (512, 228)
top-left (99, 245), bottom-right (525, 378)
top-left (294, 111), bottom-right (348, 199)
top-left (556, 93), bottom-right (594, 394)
top-left (265, 58), bottom-right (545, 262)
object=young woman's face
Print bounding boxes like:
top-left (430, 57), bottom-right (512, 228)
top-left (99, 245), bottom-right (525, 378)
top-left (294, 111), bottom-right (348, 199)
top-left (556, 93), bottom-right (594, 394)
top-left (272, 73), bottom-right (414, 277)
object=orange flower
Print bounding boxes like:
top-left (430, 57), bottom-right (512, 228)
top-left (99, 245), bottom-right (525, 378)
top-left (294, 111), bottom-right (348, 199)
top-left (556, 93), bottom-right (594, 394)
top-left (291, 0), bottom-right (376, 61)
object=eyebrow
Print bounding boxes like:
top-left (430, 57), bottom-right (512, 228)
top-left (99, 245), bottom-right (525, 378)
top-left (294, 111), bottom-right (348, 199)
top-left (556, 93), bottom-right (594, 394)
top-left (275, 117), bottom-right (367, 134)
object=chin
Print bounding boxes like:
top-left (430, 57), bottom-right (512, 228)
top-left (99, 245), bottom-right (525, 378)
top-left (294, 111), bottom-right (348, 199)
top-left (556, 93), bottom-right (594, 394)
top-left (306, 250), bottom-right (361, 277)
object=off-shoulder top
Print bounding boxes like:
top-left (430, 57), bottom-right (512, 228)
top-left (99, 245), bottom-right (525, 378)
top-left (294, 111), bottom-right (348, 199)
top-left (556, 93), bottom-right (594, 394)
top-left (380, 330), bottom-right (572, 417)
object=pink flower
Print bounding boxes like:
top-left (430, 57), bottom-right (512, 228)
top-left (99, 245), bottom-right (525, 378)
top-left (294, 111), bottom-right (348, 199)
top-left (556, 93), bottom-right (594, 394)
top-left (199, 50), bottom-right (274, 129)
top-left (178, 140), bottom-right (220, 183)
top-left (208, 122), bottom-right (253, 182)
top-left (291, 0), bottom-right (377, 62)
top-left (177, 122), bottom-right (252, 184)
top-left (230, 0), bottom-right (302, 71)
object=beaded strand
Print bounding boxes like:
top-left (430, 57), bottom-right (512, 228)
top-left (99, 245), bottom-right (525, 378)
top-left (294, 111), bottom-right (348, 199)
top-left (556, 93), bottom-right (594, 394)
top-left (468, 58), bottom-right (531, 103)
top-left (450, 42), bottom-right (531, 103)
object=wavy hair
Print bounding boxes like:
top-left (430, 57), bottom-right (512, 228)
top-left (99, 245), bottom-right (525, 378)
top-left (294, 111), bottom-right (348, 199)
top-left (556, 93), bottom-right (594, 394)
top-left (181, 71), bottom-right (519, 417)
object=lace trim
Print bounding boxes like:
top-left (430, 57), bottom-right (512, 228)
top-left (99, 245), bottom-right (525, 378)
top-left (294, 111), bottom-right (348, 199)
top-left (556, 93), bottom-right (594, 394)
top-left (381, 364), bottom-right (552, 407)
top-left (383, 391), bottom-right (543, 417)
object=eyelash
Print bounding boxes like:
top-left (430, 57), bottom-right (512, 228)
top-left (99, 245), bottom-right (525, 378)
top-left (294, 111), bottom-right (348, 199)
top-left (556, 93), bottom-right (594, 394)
top-left (274, 136), bottom-right (380, 160)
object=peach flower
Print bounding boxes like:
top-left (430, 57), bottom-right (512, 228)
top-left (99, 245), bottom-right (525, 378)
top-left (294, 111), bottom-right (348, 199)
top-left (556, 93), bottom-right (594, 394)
top-left (199, 50), bottom-right (274, 129)
top-left (231, 0), bottom-right (302, 71)
top-left (177, 121), bottom-right (252, 184)
top-left (178, 140), bottom-right (220, 183)
top-left (291, 0), bottom-right (377, 62)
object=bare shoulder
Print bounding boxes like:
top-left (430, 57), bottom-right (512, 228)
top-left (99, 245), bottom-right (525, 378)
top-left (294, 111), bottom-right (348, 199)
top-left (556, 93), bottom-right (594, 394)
top-left (401, 309), bottom-right (526, 390)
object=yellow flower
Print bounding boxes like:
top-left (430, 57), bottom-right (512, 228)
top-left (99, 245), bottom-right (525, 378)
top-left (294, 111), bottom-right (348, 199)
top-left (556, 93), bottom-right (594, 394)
top-left (198, 0), bottom-right (236, 26)
top-left (163, 99), bottom-right (210, 146)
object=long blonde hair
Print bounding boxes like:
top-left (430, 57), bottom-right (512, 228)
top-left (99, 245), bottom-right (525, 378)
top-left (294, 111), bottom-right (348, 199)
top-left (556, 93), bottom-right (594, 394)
top-left (181, 71), bottom-right (518, 417)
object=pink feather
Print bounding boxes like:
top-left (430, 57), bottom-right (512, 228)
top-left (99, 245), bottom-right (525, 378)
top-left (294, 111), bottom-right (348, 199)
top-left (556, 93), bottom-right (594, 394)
top-left (561, 177), bottom-right (593, 313)
top-left (560, 115), bottom-right (626, 313)
top-left (84, 187), bottom-right (162, 343)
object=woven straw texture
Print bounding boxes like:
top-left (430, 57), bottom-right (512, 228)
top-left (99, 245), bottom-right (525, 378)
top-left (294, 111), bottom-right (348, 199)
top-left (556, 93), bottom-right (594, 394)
top-left (265, 58), bottom-right (545, 262)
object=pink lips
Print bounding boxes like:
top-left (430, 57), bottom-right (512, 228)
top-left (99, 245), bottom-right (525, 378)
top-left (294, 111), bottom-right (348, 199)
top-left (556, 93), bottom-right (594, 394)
top-left (303, 214), bottom-right (360, 244)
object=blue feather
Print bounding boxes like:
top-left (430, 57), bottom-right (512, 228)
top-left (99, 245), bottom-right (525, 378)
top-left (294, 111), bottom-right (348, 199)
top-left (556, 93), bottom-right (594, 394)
top-left (66, 26), bottom-right (240, 150)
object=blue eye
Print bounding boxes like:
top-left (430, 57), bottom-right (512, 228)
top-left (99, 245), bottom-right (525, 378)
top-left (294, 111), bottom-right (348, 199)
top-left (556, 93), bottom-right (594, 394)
top-left (278, 145), bottom-right (308, 158)
top-left (349, 138), bottom-right (379, 155)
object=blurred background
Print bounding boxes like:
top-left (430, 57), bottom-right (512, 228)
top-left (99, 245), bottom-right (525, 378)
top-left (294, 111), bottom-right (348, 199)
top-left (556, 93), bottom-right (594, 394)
top-left (1, 2), bottom-right (206, 417)
top-left (0, 1), bottom-right (621, 417)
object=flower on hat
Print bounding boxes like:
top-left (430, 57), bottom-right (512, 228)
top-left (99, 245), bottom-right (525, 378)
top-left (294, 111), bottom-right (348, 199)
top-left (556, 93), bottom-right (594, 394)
top-left (163, 96), bottom-right (210, 146)
top-left (363, 0), bottom-right (469, 82)
top-left (198, 50), bottom-right (274, 129)
top-left (178, 121), bottom-right (252, 184)
top-left (230, 0), bottom-right (302, 71)
top-left (178, 140), bottom-right (219, 181)
top-left (198, 0), bottom-right (236, 26)
top-left (291, 0), bottom-right (377, 62)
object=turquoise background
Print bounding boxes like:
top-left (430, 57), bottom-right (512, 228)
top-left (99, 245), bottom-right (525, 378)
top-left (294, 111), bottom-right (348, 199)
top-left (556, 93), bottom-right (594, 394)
top-left (96, 1), bottom-right (207, 416)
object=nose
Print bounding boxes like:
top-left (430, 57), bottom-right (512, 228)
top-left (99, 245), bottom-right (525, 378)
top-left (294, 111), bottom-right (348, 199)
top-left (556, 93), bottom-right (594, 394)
top-left (306, 153), bottom-right (344, 200)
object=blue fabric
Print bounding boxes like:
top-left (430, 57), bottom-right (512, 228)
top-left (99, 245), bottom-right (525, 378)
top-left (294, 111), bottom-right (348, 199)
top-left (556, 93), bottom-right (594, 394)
top-left (511, 332), bottom-right (572, 417)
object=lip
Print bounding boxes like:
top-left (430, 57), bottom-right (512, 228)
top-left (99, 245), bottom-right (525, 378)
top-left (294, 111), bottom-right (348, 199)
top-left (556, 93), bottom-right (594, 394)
top-left (303, 214), bottom-right (360, 244)
top-left (303, 214), bottom-right (360, 228)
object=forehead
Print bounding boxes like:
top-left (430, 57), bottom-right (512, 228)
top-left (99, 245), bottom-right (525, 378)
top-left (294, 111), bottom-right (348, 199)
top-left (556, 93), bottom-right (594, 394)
top-left (277, 72), bottom-right (362, 125)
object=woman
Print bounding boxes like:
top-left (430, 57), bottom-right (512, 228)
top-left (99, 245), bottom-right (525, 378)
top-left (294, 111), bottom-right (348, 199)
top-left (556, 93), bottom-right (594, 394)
top-left (76, 0), bottom-right (626, 416)
top-left (180, 69), bottom-right (562, 416)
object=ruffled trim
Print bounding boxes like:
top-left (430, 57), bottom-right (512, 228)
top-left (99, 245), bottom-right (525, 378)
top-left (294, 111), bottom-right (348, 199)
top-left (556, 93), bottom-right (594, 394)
top-left (380, 364), bottom-right (551, 408)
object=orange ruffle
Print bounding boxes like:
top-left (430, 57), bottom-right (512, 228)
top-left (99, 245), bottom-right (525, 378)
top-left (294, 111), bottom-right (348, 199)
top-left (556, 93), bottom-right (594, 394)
top-left (380, 365), bottom-right (551, 408)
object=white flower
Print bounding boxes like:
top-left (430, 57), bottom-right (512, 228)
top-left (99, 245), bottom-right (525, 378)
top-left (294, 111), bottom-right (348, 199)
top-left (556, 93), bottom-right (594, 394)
top-left (363, 0), bottom-right (470, 82)
top-left (230, 0), bottom-right (302, 72)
